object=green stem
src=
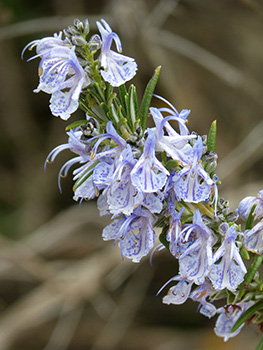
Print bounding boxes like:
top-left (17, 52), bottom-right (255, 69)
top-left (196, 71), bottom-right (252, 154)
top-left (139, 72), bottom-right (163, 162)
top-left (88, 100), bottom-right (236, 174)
top-left (238, 253), bottom-right (263, 300)
top-left (194, 202), bottom-right (215, 219)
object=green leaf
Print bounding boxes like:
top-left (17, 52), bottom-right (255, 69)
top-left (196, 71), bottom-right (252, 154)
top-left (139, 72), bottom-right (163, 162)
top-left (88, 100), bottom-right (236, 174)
top-left (246, 203), bottom-right (257, 230)
top-left (124, 94), bottom-right (130, 127)
top-left (118, 84), bottom-right (128, 110)
top-left (65, 119), bottom-right (88, 131)
top-left (105, 82), bottom-right (113, 101)
top-left (108, 104), bottom-right (119, 125)
top-left (207, 120), bottom-right (217, 152)
top-left (140, 66), bottom-right (161, 131)
top-left (128, 85), bottom-right (138, 131)
top-left (232, 299), bottom-right (263, 333)
top-left (100, 102), bottom-right (109, 116)
top-left (87, 84), bottom-right (104, 103)
top-left (238, 253), bottom-right (263, 300)
top-left (256, 335), bottom-right (263, 350)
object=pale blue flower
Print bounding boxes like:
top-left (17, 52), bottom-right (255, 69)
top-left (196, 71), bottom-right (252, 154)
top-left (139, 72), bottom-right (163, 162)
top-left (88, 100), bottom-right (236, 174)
top-left (238, 190), bottom-right (263, 221)
top-left (88, 121), bottom-right (127, 160)
top-left (214, 302), bottom-right (253, 341)
top-left (178, 210), bottom-right (217, 284)
top-left (72, 121), bottom-right (126, 188)
top-left (157, 275), bottom-right (194, 305)
top-left (102, 207), bottom-right (155, 262)
top-left (47, 47), bottom-right (89, 119)
top-left (153, 94), bottom-right (191, 137)
top-left (190, 280), bottom-right (217, 318)
top-left (209, 225), bottom-right (246, 292)
top-left (150, 106), bottom-right (195, 164)
top-left (130, 129), bottom-right (169, 193)
top-left (73, 174), bottom-right (96, 202)
top-left (24, 35), bottom-right (89, 120)
top-left (95, 146), bottom-right (143, 216)
top-left (172, 136), bottom-right (213, 203)
top-left (96, 19), bottom-right (137, 86)
top-left (45, 128), bottom-right (91, 192)
top-left (243, 220), bottom-right (263, 254)
top-left (22, 32), bottom-right (66, 60)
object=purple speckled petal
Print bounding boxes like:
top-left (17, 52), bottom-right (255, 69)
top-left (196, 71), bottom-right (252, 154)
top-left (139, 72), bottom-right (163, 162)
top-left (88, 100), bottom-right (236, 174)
top-left (50, 87), bottom-right (80, 120)
top-left (119, 218), bottom-right (155, 263)
top-left (102, 216), bottom-right (125, 241)
top-left (142, 193), bottom-right (163, 213)
top-left (179, 248), bottom-right (210, 285)
top-left (209, 259), bottom-right (245, 292)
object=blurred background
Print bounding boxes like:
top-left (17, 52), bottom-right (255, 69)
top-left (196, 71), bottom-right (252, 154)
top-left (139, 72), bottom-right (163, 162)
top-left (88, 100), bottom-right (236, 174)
top-left (0, 0), bottom-right (263, 349)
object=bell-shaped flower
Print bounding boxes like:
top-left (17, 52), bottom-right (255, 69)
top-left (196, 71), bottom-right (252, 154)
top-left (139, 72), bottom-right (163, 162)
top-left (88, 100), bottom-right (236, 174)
top-left (157, 275), bottom-right (194, 305)
top-left (209, 225), bottom-right (247, 292)
top-left (102, 207), bottom-right (155, 262)
top-left (150, 107), bottom-right (195, 164)
top-left (190, 280), bottom-right (217, 318)
top-left (238, 190), bottom-right (263, 221)
top-left (172, 136), bottom-right (213, 203)
top-left (178, 210), bottom-right (217, 284)
top-left (214, 302), bottom-right (254, 341)
top-left (130, 129), bottom-right (169, 193)
top-left (96, 19), bottom-right (137, 86)
top-left (243, 220), bottom-right (263, 254)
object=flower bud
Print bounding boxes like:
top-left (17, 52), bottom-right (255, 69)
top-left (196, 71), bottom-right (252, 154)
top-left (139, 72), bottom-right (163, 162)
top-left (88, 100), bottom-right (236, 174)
top-left (204, 160), bottom-right (217, 173)
top-left (74, 19), bottom-right (83, 30)
top-left (222, 207), bottom-right (230, 216)
top-left (82, 19), bottom-right (90, 36)
top-left (203, 151), bottom-right (218, 163)
top-left (89, 34), bottom-right (101, 52)
top-left (226, 210), bottom-right (239, 223)
top-left (218, 222), bottom-right (229, 236)
top-left (202, 134), bottom-right (207, 145)
top-left (66, 25), bottom-right (79, 36)
top-left (72, 35), bottom-right (87, 47)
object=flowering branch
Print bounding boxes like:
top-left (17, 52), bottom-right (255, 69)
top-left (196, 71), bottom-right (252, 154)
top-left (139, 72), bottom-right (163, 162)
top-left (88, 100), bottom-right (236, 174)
top-left (23, 17), bottom-right (263, 347)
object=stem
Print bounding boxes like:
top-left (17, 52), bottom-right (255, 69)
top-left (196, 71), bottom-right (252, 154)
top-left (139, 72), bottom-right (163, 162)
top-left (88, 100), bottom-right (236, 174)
top-left (194, 202), bottom-right (215, 219)
top-left (238, 253), bottom-right (263, 300)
